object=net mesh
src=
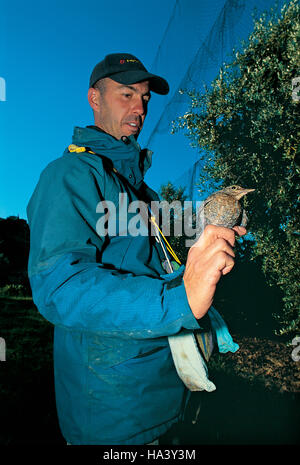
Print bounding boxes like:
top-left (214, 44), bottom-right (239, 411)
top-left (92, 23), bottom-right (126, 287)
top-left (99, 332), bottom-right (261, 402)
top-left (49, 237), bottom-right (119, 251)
top-left (144, 0), bottom-right (288, 200)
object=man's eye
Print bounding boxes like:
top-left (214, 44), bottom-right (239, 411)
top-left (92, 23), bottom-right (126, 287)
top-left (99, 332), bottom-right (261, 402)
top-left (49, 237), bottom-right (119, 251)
top-left (123, 93), bottom-right (132, 98)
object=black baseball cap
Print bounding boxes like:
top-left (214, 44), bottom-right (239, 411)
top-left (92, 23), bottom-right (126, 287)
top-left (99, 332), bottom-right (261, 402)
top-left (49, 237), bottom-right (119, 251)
top-left (89, 53), bottom-right (169, 95)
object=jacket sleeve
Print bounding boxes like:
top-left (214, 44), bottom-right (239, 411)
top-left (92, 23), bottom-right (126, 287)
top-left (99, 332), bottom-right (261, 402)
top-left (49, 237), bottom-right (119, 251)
top-left (27, 155), bottom-right (201, 339)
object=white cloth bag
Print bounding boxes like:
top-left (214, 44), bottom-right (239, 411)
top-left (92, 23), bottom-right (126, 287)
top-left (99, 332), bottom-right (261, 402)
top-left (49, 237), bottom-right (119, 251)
top-left (168, 306), bottom-right (239, 392)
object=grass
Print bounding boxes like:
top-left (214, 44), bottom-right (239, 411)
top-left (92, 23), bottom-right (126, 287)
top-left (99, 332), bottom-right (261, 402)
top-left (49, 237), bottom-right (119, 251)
top-left (209, 334), bottom-right (300, 393)
top-left (0, 296), bottom-right (299, 445)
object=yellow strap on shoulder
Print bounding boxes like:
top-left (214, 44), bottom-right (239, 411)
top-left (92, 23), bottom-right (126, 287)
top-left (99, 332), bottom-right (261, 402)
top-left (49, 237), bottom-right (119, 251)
top-left (69, 146), bottom-right (117, 172)
top-left (150, 216), bottom-right (181, 265)
top-left (68, 144), bottom-right (86, 153)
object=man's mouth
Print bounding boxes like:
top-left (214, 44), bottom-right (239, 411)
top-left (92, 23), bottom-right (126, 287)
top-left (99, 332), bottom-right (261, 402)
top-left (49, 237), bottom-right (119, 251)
top-left (125, 122), bottom-right (140, 131)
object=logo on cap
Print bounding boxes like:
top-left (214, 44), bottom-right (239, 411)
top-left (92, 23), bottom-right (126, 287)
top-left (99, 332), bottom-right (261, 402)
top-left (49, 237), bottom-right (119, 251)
top-left (119, 58), bottom-right (140, 65)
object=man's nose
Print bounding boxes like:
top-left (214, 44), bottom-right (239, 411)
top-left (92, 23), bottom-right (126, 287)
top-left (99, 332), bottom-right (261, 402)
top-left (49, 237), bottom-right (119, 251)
top-left (132, 96), bottom-right (147, 116)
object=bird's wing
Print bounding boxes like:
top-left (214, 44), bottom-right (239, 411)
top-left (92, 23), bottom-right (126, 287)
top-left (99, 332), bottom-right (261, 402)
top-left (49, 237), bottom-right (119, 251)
top-left (240, 209), bottom-right (248, 228)
top-left (196, 194), bottom-right (218, 233)
top-left (196, 194), bottom-right (217, 216)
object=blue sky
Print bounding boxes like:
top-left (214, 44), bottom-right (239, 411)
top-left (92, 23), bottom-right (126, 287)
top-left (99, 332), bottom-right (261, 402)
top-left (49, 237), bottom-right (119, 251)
top-left (1, 0), bottom-right (222, 219)
top-left (1, 0), bottom-right (284, 219)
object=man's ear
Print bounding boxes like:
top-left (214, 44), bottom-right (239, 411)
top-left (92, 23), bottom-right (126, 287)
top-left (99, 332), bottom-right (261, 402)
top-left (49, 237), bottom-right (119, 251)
top-left (87, 87), bottom-right (100, 111)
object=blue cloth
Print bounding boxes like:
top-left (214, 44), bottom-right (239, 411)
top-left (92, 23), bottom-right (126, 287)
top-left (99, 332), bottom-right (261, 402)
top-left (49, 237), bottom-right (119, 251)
top-left (208, 306), bottom-right (239, 353)
top-left (27, 127), bottom-right (202, 445)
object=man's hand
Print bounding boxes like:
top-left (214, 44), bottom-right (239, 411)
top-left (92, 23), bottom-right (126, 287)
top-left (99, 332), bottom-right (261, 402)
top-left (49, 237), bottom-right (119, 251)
top-left (183, 225), bottom-right (246, 320)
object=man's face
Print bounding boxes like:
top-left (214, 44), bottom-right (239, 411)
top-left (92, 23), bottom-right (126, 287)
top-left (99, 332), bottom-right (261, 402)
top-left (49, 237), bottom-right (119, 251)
top-left (93, 78), bottom-right (151, 140)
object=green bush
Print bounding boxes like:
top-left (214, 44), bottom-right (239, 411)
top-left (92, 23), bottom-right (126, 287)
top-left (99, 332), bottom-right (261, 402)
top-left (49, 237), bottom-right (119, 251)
top-left (0, 284), bottom-right (29, 297)
top-left (173, 0), bottom-right (300, 339)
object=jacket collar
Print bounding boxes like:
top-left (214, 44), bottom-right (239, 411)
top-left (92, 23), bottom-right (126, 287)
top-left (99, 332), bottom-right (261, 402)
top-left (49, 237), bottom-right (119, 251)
top-left (71, 126), bottom-right (153, 189)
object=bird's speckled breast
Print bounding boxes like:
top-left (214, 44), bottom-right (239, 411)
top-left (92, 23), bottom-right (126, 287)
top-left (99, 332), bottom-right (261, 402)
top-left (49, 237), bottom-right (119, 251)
top-left (204, 193), bottom-right (242, 228)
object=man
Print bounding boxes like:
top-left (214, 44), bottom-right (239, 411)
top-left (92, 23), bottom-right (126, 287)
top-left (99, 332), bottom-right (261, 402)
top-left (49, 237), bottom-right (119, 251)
top-left (27, 53), bottom-right (245, 445)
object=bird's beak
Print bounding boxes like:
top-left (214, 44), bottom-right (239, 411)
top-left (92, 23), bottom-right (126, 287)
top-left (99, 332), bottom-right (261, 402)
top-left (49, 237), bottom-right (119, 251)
top-left (237, 188), bottom-right (255, 199)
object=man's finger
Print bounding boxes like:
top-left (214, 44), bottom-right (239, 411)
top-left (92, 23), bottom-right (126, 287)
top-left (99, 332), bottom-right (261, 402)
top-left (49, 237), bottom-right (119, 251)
top-left (217, 252), bottom-right (235, 275)
top-left (232, 225), bottom-right (247, 236)
top-left (204, 238), bottom-right (236, 262)
top-left (222, 261), bottom-right (235, 275)
top-left (192, 224), bottom-right (237, 249)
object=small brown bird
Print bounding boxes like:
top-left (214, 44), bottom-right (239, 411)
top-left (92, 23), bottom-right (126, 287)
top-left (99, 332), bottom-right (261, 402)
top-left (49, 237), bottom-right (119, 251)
top-left (197, 185), bottom-right (255, 230)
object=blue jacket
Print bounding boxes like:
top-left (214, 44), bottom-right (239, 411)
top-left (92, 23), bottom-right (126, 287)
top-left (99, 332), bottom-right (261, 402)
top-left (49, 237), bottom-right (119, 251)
top-left (27, 126), bottom-right (202, 445)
